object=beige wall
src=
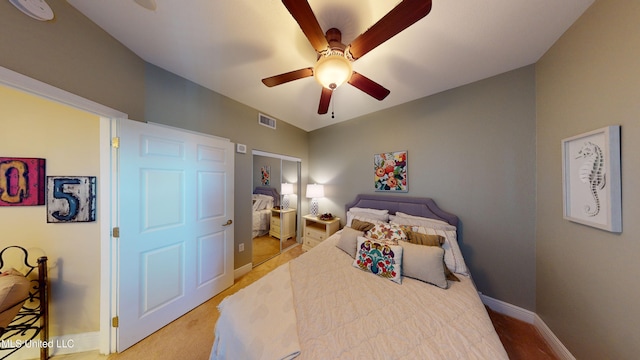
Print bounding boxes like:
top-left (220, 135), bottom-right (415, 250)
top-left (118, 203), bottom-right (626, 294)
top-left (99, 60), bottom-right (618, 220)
top-left (309, 66), bottom-right (537, 310)
top-left (0, 85), bottom-right (101, 335)
top-left (535, 0), bottom-right (640, 357)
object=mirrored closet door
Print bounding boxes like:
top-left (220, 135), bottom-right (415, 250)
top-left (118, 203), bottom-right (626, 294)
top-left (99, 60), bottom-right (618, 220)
top-left (251, 150), bottom-right (301, 266)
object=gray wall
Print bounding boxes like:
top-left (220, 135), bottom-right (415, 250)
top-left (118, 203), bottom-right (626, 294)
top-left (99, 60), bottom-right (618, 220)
top-left (252, 155), bottom-right (282, 191)
top-left (535, 0), bottom-right (640, 358)
top-left (0, 0), bottom-right (145, 120)
top-left (309, 66), bottom-right (537, 311)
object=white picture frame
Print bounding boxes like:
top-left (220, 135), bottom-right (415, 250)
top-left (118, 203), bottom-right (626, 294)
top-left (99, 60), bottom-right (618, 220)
top-left (562, 126), bottom-right (621, 232)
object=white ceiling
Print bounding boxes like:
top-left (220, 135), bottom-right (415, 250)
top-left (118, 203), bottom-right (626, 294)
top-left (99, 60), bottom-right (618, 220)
top-left (67, 0), bottom-right (594, 131)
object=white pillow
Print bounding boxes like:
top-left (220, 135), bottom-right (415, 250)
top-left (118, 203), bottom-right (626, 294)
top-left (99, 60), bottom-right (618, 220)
top-left (251, 194), bottom-right (274, 211)
top-left (389, 213), bottom-right (468, 274)
top-left (263, 197), bottom-right (274, 210)
top-left (252, 198), bottom-right (263, 212)
top-left (394, 212), bottom-right (455, 230)
top-left (346, 208), bottom-right (390, 226)
top-left (346, 213), bottom-right (388, 227)
top-left (349, 207), bottom-right (389, 215)
top-left (408, 225), bottom-right (468, 276)
top-left (353, 236), bottom-right (403, 284)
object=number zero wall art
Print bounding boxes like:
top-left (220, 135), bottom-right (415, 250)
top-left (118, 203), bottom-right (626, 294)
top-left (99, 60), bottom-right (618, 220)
top-left (47, 176), bottom-right (97, 223)
top-left (562, 126), bottom-right (621, 233)
top-left (0, 157), bottom-right (46, 206)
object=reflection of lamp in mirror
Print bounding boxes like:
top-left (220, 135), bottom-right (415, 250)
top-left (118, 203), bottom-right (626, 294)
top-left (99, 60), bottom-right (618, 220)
top-left (281, 183), bottom-right (294, 209)
top-left (306, 184), bottom-right (324, 217)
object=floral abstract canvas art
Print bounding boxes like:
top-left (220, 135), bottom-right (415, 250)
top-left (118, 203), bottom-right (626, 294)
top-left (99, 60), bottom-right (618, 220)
top-left (261, 165), bottom-right (270, 185)
top-left (374, 151), bottom-right (407, 192)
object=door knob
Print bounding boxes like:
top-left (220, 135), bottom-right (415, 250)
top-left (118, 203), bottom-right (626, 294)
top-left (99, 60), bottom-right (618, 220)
top-left (223, 219), bottom-right (233, 226)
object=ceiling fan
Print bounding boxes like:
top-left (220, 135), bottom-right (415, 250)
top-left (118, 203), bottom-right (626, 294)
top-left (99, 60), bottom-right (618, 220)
top-left (262, 0), bottom-right (433, 115)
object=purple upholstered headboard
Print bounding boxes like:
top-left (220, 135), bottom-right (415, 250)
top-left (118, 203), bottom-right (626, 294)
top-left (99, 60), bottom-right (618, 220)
top-left (253, 186), bottom-right (280, 207)
top-left (344, 194), bottom-right (458, 227)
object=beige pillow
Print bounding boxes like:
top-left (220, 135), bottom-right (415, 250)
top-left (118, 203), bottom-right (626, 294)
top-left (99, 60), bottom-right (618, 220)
top-left (400, 242), bottom-right (448, 289)
top-left (402, 231), bottom-right (459, 282)
top-left (336, 227), bottom-right (363, 258)
top-left (0, 272), bottom-right (30, 329)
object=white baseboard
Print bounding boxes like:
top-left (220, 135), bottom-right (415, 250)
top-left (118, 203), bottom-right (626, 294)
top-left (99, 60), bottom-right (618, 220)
top-left (533, 314), bottom-right (577, 360)
top-left (480, 293), bottom-right (535, 323)
top-left (4, 331), bottom-right (100, 360)
top-left (480, 294), bottom-right (575, 360)
top-left (234, 262), bottom-right (253, 280)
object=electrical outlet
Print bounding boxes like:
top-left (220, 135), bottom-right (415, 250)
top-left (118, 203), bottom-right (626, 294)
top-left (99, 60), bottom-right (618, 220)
top-left (239, 243), bottom-right (244, 252)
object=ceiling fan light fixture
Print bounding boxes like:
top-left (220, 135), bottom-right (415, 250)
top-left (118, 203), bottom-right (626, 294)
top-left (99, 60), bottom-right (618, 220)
top-left (314, 54), bottom-right (352, 90)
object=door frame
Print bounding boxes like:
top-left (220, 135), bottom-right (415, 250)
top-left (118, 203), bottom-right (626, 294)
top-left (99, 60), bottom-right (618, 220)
top-left (0, 66), bottom-right (127, 354)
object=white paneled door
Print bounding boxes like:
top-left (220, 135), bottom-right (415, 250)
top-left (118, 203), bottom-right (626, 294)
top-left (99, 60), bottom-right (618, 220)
top-left (115, 120), bottom-right (234, 352)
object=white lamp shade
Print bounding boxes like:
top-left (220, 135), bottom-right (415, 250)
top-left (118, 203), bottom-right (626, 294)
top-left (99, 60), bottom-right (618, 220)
top-left (306, 184), bottom-right (324, 199)
top-left (314, 54), bottom-right (352, 90)
top-left (281, 183), bottom-right (294, 195)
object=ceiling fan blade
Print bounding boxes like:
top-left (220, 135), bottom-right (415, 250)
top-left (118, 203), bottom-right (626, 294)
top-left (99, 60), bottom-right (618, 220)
top-left (348, 72), bottom-right (390, 100)
top-left (348, 0), bottom-right (432, 60)
top-left (318, 87), bottom-right (332, 114)
top-left (262, 67), bottom-right (313, 87)
top-left (282, 0), bottom-right (329, 53)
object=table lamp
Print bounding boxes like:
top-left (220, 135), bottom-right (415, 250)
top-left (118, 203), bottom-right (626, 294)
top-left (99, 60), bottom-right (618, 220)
top-left (306, 184), bottom-right (324, 216)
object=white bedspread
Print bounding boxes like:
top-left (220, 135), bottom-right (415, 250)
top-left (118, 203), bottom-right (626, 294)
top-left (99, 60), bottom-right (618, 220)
top-left (212, 232), bottom-right (508, 360)
top-left (211, 263), bottom-right (301, 360)
top-left (290, 234), bottom-right (508, 359)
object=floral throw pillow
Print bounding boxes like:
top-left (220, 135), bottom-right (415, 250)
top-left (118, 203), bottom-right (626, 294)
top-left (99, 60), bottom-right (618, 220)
top-left (353, 237), bottom-right (403, 284)
top-left (364, 223), bottom-right (408, 245)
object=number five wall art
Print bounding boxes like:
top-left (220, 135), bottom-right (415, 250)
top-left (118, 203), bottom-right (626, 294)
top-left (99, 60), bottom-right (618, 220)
top-left (0, 157), bottom-right (46, 206)
top-left (47, 176), bottom-right (97, 223)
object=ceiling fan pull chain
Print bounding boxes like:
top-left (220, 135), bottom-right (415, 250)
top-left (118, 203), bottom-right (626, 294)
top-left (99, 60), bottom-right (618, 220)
top-left (331, 97), bottom-right (335, 119)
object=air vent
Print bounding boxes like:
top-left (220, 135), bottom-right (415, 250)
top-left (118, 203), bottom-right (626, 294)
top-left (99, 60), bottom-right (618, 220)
top-left (258, 113), bottom-right (276, 129)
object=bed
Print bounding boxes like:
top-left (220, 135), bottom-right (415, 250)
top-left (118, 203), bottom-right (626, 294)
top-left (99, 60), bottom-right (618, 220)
top-left (212, 194), bottom-right (508, 359)
top-left (252, 186), bottom-right (280, 238)
top-left (0, 246), bottom-right (49, 360)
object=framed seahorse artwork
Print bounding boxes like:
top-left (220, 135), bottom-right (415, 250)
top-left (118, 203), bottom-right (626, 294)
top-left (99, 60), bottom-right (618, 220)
top-left (562, 126), bottom-right (621, 232)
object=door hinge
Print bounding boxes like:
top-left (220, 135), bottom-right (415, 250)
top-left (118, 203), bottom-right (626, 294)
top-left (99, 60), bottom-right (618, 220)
top-left (112, 316), bottom-right (119, 328)
top-left (112, 227), bottom-right (120, 238)
top-left (112, 137), bottom-right (120, 149)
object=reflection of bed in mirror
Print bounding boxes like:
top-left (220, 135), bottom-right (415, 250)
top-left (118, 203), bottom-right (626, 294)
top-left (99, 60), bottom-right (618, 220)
top-left (252, 186), bottom-right (280, 238)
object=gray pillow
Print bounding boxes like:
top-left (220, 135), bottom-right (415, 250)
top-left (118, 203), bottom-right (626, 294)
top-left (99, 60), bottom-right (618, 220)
top-left (401, 241), bottom-right (448, 289)
top-left (335, 227), bottom-right (363, 258)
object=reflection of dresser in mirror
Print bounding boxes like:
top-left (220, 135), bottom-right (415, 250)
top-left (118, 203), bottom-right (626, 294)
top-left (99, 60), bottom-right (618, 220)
top-left (270, 208), bottom-right (296, 240)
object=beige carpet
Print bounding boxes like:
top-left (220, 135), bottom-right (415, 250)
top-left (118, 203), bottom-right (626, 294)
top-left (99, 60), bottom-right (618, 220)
top-left (106, 244), bottom-right (304, 360)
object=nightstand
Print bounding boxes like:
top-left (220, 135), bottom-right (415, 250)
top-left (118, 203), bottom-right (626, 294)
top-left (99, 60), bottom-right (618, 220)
top-left (270, 208), bottom-right (296, 240)
top-left (302, 214), bottom-right (340, 251)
